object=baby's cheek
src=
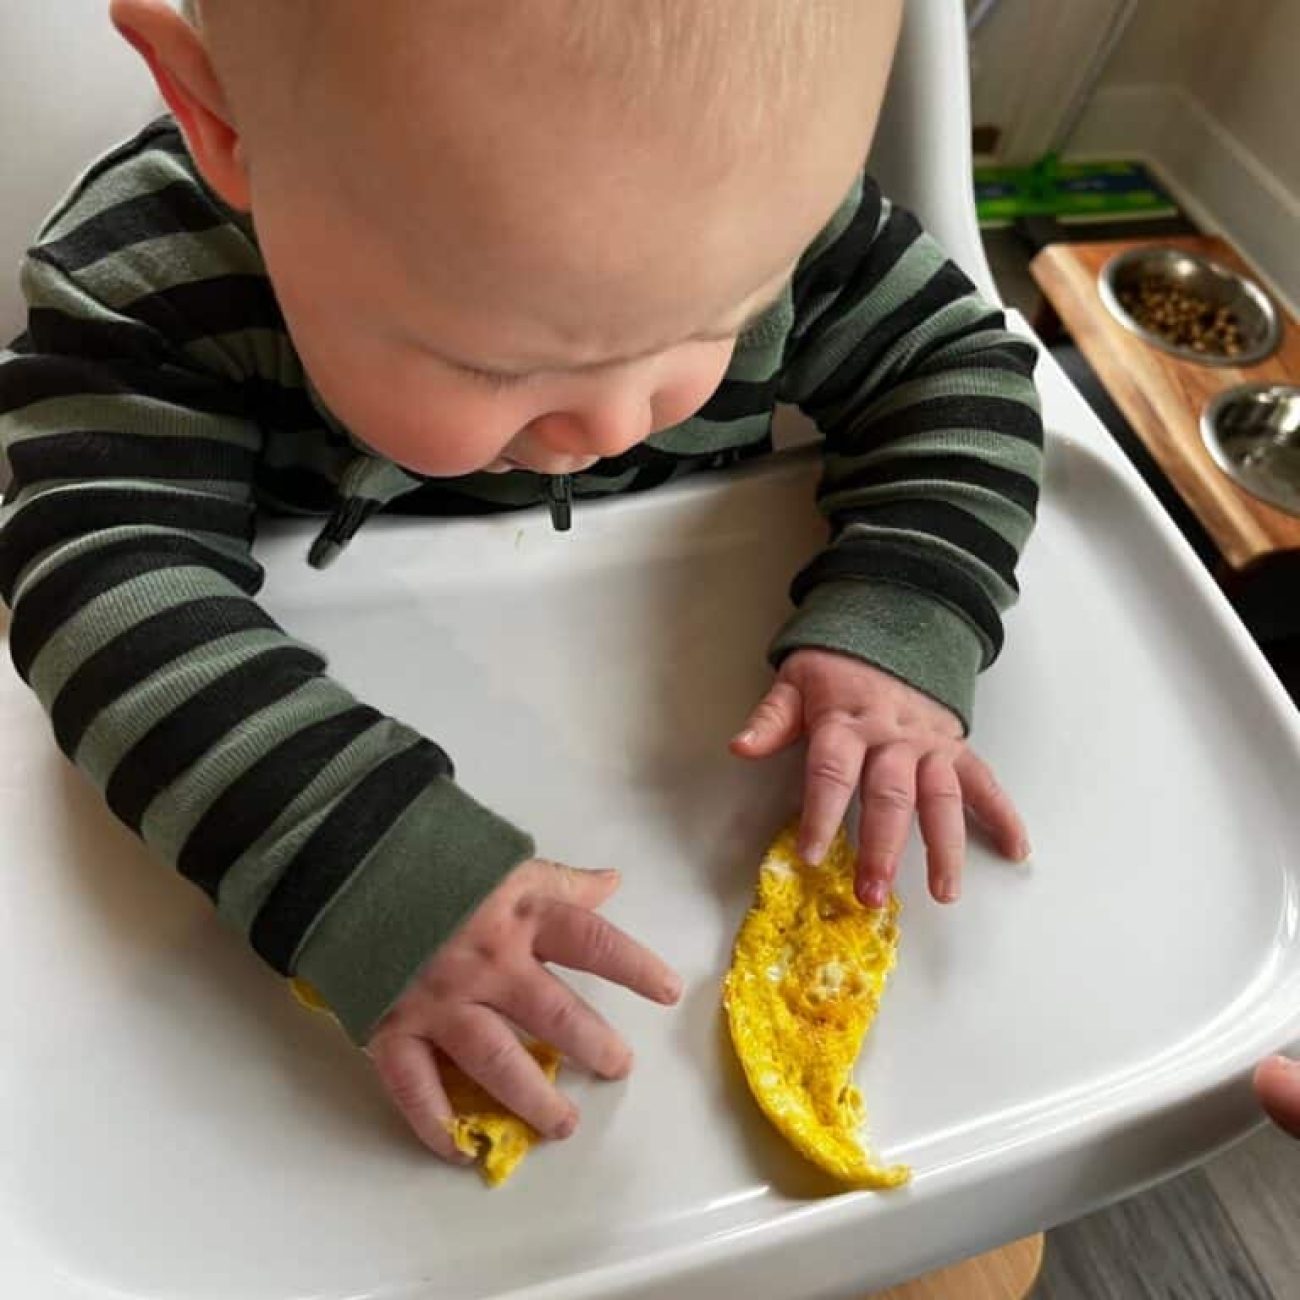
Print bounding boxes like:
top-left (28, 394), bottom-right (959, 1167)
top-left (653, 344), bottom-right (735, 430)
top-left (317, 356), bottom-right (523, 477)
top-left (364, 399), bottom-right (511, 477)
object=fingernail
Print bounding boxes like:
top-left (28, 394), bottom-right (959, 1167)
top-left (553, 1110), bottom-right (579, 1140)
top-left (440, 1122), bottom-right (474, 1164)
top-left (864, 881), bottom-right (889, 910)
top-left (732, 729), bottom-right (757, 747)
top-left (1271, 1054), bottom-right (1300, 1075)
top-left (606, 1048), bottom-right (634, 1079)
top-left (662, 973), bottom-right (684, 1003)
top-left (1017, 837), bottom-right (1033, 863)
top-left (802, 840), bottom-right (826, 865)
top-left (937, 878), bottom-right (960, 903)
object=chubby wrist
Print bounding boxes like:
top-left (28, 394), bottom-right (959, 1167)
top-left (770, 579), bottom-right (984, 733)
top-left (292, 777), bottom-right (534, 1043)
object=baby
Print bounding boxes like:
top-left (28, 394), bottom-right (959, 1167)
top-left (0, 0), bottom-right (1041, 1162)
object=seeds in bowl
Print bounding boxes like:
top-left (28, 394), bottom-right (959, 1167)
top-left (1117, 277), bottom-right (1245, 357)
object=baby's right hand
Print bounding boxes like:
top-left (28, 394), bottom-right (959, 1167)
top-left (367, 858), bottom-right (682, 1161)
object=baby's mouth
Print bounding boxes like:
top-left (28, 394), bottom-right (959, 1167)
top-left (487, 453), bottom-right (598, 475)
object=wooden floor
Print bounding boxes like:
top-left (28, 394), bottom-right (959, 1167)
top-left (1029, 1126), bottom-right (1300, 1300)
top-left (982, 223), bottom-right (1300, 1300)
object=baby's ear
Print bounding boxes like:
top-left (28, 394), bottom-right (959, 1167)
top-left (109, 0), bottom-right (251, 211)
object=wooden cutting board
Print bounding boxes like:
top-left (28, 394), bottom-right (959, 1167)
top-left (1030, 236), bottom-right (1300, 571)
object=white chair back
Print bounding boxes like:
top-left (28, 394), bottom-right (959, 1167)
top-left (871, 0), bottom-right (998, 300)
top-left (0, 1), bottom-right (163, 341)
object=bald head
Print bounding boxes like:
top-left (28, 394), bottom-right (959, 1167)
top-left (185, 1), bottom-right (896, 342)
top-left (121, 0), bottom-right (901, 477)
top-left (190, 0), bottom-right (889, 161)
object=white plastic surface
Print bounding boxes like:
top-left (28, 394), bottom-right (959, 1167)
top-left (3, 323), bottom-right (1300, 1300)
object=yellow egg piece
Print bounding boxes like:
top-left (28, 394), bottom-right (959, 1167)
top-left (722, 822), bottom-right (910, 1188)
top-left (288, 977), bottom-right (557, 1187)
top-left (443, 1042), bottom-right (562, 1187)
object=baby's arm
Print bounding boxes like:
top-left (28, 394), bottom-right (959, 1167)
top-left (0, 249), bottom-right (530, 1047)
top-left (744, 173), bottom-right (1043, 900)
top-left (2, 233), bottom-right (679, 1151)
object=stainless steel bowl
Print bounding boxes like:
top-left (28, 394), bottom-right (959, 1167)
top-left (1099, 246), bottom-right (1280, 367)
top-left (1201, 383), bottom-right (1300, 518)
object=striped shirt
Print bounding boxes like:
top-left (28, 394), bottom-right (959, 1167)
top-left (0, 119), bottom-right (1042, 1042)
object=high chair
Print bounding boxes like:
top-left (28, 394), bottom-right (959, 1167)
top-left (0, 3), bottom-right (1042, 1295)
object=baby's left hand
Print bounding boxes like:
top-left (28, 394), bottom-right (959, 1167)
top-left (731, 648), bottom-right (1029, 908)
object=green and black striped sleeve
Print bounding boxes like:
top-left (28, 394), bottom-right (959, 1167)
top-left (0, 154), bottom-right (531, 1043)
top-left (772, 173), bottom-right (1043, 728)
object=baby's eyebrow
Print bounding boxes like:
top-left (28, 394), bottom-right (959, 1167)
top-left (446, 284), bottom-right (788, 380)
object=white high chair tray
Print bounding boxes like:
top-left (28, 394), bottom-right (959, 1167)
top-left (2, 325), bottom-right (1299, 1300)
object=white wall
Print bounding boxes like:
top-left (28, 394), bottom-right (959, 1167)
top-left (1101, 0), bottom-right (1300, 196)
top-left (1074, 0), bottom-right (1300, 311)
top-left (968, 0), bottom-right (1134, 162)
top-left (1100, 0), bottom-right (1219, 84)
top-left (1190, 0), bottom-right (1300, 198)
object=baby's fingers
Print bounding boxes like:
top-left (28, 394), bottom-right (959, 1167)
top-left (370, 1033), bottom-right (469, 1163)
top-left (526, 859), bottom-right (623, 910)
top-left (855, 743), bottom-right (917, 908)
top-left (442, 1008), bottom-right (577, 1139)
top-left (498, 965), bottom-right (632, 1081)
top-left (1255, 1056), bottom-right (1300, 1139)
top-left (799, 722), bottom-right (867, 864)
top-left (917, 750), bottom-right (965, 903)
top-left (731, 680), bottom-right (803, 759)
top-left (954, 750), bottom-right (1030, 861)
top-left (536, 903), bottom-right (682, 1006)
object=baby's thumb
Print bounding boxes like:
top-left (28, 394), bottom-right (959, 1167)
top-left (543, 861), bottom-right (622, 910)
top-left (730, 680), bottom-right (803, 759)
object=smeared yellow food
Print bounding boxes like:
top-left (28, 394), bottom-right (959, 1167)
top-left (443, 1042), bottom-right (561, 1187)
top-left (288, 976), bottom-right (333, 1013)
top-left (289, 977), bottom-right (557, 1187)
top-left (722, 823), bottom-right (909, 1187)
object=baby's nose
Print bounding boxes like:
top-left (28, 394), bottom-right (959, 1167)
top-left (525, 404), bottom-right (650, 460)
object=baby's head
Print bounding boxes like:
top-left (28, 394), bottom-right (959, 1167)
top-left (111, 0), bottom-right (900, 476)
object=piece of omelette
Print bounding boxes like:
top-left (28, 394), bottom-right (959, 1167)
top-left (289, 977), bottom-right (556, 1187)
top-left (441, 1041), bottom-right (561, 1187)
top-left (722, 823), bottom-right (910, 1187)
